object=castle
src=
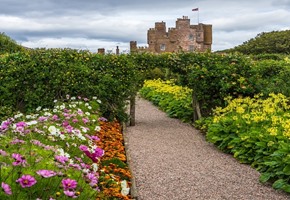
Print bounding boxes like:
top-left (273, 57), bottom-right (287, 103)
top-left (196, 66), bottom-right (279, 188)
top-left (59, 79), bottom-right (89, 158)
top-left (130, 16), bottom-right (212, 53)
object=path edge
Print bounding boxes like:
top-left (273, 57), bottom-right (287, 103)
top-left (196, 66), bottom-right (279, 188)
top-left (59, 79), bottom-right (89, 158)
top-left (122, 122), bottom-right (139, 200)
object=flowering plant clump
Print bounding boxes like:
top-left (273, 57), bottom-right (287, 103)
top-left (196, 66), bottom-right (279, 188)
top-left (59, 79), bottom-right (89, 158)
top-left (0, 96), bottom-right (131, 199)
top-left (96, 121), bottom-right (132, 200)
top-left (203, 93), bottom-right (290, 193)
top-left (140, 79), bottom-right (193, 122)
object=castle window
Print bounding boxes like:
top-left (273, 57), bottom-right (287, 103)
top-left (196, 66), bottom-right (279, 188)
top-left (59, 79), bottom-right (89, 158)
top-left (189, 34), bottom-right (194, 40)
top-left (160, 44), bottom-right (166, 51)
top-left (189, 45), bottom-right (194, 52)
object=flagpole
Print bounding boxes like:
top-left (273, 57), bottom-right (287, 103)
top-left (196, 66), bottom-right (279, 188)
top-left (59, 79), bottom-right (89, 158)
top-left (192, 8), bottom-right (199, 24)
top-left (197, 10), bottom-right (199, 24)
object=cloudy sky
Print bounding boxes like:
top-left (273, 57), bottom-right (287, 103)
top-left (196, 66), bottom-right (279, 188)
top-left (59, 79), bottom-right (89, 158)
top-left (1, 0), bottom-right (290, 53)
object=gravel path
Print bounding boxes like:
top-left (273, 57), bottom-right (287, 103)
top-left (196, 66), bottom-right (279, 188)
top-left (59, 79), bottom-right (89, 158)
top-left (124, 97), bottom-right (289, 200)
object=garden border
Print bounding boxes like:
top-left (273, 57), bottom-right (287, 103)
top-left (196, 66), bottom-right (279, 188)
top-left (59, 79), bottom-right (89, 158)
top-left (122, 123), bottom-right (139, 200)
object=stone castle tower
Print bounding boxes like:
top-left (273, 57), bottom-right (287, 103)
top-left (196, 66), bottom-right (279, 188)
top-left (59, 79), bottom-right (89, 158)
top-left (131, 16), bottom-right (212, 53)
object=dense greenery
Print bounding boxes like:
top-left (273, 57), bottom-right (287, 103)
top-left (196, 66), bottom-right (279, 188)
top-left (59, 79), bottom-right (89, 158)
top-left (204, 94), bottom-right (290, 193)
top-left (0, 49), bottom-right (143, 122)
top-left (0, 33), bottom-right (26, 54)
top-left (139, 79), bottom-right (193, 122)
top-left (2, 49), bottom-right (290, 122)
top-left (222, 30), bottom-right (290, 54)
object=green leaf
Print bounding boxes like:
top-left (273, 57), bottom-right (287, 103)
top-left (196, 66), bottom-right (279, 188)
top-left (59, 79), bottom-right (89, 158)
top-left (264, 161), bottom-right (278, 166)
top-left (273, 179), bottom-right (286, 189)
top-left (255, 142), bottom-right (266, 147)
top-left (259, 173), bottom-right (271, 183)
top-left (283, 165), bottom-right (290, 175)
top-left (282, 184), bottom-right (290, 193)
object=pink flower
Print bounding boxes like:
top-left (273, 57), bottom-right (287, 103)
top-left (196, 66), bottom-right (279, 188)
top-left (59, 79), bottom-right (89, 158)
top-left (79, 145), bottom-right (89, 152)
top-left (79, 145), bottom-right (103, 162)
top-left (98, 117), bottom-right (107, 122)
top-left (37, 170), bottom-right (57, 178)
top-left (10, 139), bottom-right (26, 145)
top-left (0, 149), bottom-right (8, 156)
top-left (72, 118), bottom-right (79, 123)
top-left (55, 155), bottom-right (69, 164)
top-left (16, 121), bottom-right (27, 127)
top-left (0, 121), bottom-right (10, 131)
top-left (62, 121), bottom-right (69, 127)
top-left (82, 118), bottom-right (89, 124)
top-left (12, 153), bottom-right (27, 166)
top-left (85, 135), bottom-right (100, 141)
top-left (86, 173), bottom-right (99, 187)
top-left (16, 175), bottom-right (37, 188)
top-left (62, 178), bottom-right (77, 190)
top-left (65, 125), bottom-right (73, 133)
top-left (64, 190), bottom-right (77, 198)
top-left (69, 163), bottom-right (81, 170)
top-left (1, 182), bottom-right (12, 195)
top-left (77, 109), bottom-right (83, 115)
top-left (52, 115), bottom-right (59, 121)
top-left (93, 147), bottom-right (104, 159)
top-left (38, 116), bottom-right (48, 122)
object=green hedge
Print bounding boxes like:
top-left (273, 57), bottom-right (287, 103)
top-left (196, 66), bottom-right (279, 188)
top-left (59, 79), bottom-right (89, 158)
top-left (0, 49), bottom-right (142, 121)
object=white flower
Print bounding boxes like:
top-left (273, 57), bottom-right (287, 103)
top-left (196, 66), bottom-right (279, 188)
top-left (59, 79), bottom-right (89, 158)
top-left (71, 97), bottom-right (76, 100)
top-left (36, 106), bottom-right (42, 111)
top-left (60, 104), bottom-right (65, 110)
top-left (85, 103), bottom-right (89, 106)
top-left (53, 99), bottom-right (58, 103)
top-left (26, 120), bottom-right (38, 126)
top-left (83, 168), bottom-right (90, 174)
top-left (25, 115), bottom-right (32, 119)
top-left (48, 126), bottom-right (60, 136)
top-left (57, 148), bottom-right (70, 158)
top-left (14, 112), bottom-right (23, 119)
top-left (44, 112), bottom-right (52, 116)
top-left (85, 112), bottom-right (90, 116)
top-left (81, 127), bottom-right (88, 133)
top-left (95, 126), bottom-right (101, 131)
top-left (91, 163), bottom-right (98, 172)
top-left (53, 109), bottom-right (58, 113)
top-left (121, 180), bottom-right (130, 196)
top-left (87, 106), bottom-right (92, 110)
top-left (97, 100), bottom-right (102, 104)
top-left (92, 96), bottom-right (97, 100)
top-left (59, 134), bottom-right (66, 140)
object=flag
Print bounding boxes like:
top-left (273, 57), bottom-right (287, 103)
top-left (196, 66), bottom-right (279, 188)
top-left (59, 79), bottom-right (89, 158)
top-left (192, 8), bottom-right (199, 11)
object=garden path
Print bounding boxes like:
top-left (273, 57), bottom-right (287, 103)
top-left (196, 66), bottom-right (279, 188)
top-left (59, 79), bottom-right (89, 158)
top-left (124, 97), bottom-right (289, 200)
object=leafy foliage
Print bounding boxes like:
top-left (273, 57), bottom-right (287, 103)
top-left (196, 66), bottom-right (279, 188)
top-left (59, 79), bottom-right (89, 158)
top-left (203, 94), bottom-right (290, 193)
top-left (0, 48), bottom-right (143, 122)
top-left (139, 79), bottom-right (193, 122)
top-left (222, 30), bottom-right (290, 54)
top-left (0, 33), bottom-right (26, 54)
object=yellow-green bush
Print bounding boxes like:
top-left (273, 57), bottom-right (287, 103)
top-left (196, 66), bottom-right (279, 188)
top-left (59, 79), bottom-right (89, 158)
top-left (140, 79), bottom-right (193, 122)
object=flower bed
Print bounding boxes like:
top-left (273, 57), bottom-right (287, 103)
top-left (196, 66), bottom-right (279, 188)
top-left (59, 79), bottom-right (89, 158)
top-left (139, 79), bottom-right (193, 122)
top-left (0, 96), bottom-right (131, 199)
top-left (203, 93), bottom-right (290, 193)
